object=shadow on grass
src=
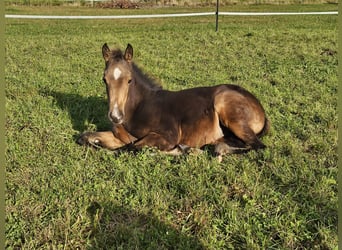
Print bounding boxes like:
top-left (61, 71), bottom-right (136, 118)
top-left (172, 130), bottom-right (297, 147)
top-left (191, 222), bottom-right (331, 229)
top-left (43, 90), bottom-right (110, 134)
top-left (87, 201), bottom-right (204, 250)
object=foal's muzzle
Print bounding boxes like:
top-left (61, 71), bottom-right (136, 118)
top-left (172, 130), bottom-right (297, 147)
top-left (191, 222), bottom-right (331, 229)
top-left (108, 111), bottom-right (124, 124)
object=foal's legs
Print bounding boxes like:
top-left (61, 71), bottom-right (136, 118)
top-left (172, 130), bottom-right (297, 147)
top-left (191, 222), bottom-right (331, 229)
top-left (214, 89), bottom-right (267, 151)
top-left (77, 131), bottom-right (126, 150)
top-left (226, 122), bottom-right (266, 150)
top-left (215, 113), bottom-right (266, 152)
top-left (213, 136), bottom-right (252, 156)
top-left (133, 132), bottom-right (176, 151)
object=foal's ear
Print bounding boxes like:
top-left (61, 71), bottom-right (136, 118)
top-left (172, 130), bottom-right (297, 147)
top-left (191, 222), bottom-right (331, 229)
top-left (102, 43), bottom-right (111, 62)
top-left (124, 43), bottom-right (133, 63)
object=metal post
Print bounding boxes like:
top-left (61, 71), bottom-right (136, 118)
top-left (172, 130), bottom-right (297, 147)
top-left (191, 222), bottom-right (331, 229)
top-left (215, 0), bottom-right (219, 32)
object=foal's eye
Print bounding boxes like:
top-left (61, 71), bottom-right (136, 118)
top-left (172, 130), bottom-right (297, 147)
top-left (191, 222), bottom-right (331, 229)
top-left (102, 77), bottom-right (107, 84)
top-left (128, 79), bottom-right (132, 84)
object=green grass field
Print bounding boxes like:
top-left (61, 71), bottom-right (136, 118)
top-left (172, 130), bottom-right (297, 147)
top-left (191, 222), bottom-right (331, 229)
top-left (5, 5), bottom-right (338, 249)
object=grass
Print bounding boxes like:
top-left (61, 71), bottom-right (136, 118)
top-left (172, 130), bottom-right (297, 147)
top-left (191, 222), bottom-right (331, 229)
top-left (5, 5), bottom-right (338, 249)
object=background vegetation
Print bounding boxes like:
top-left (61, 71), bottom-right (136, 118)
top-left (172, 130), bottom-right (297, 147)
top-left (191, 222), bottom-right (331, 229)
top-left (5, 4), bottom-right (337, 249)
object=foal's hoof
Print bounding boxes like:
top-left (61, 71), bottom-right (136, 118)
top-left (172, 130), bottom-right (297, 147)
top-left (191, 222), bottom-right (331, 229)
top-left (77, 132), bottom-right (101, 148)
top-left (77, 133), bottom-right (89, 146)
top-left (214, 142), bottom-right (235, 156)
top-left (178, 144), bottom-right (203, 155)
top-left (251, 141), bottom-right (267, 151)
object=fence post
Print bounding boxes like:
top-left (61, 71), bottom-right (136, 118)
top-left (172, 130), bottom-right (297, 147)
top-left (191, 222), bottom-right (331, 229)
top-left (215, 0), bottom-right (219, 32)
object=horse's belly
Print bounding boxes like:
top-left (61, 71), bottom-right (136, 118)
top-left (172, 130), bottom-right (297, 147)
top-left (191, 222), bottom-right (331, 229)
top-left (179, 112), bottom-right (223, 148)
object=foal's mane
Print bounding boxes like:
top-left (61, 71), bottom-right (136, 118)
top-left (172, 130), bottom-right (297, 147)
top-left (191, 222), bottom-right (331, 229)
top-left (132, 63), bottom-right (162, 91)
top-left (109, 49), bottom-right (162, 91)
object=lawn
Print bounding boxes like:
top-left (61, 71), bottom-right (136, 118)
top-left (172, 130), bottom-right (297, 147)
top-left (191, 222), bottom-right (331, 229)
top-left (5, 4), bottom-right (338, 249)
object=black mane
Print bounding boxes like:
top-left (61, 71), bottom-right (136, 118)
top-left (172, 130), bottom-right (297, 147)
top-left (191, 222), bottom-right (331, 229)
top-left (132, 63), bottom-right (162, 91)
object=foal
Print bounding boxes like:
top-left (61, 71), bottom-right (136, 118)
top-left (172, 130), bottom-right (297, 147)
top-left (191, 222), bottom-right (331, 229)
top-left (78, 43), bottom-right (270, 157)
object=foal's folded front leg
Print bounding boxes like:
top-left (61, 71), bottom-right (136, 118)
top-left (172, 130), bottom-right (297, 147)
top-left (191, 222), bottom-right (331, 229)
top-left (133, 132), bottom-right (177, 152)
top-left (77, 131), bottom-right (126, 150)
top-left (112, 124), bottom-right (137, 145)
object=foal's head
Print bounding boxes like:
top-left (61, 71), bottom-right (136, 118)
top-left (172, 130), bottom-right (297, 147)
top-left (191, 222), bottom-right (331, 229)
top-left (102, 43), bottom-right (133, 124)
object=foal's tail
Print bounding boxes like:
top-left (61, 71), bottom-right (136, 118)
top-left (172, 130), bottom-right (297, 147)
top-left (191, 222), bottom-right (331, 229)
top-left (257, 117), bottom-right (271, 138)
